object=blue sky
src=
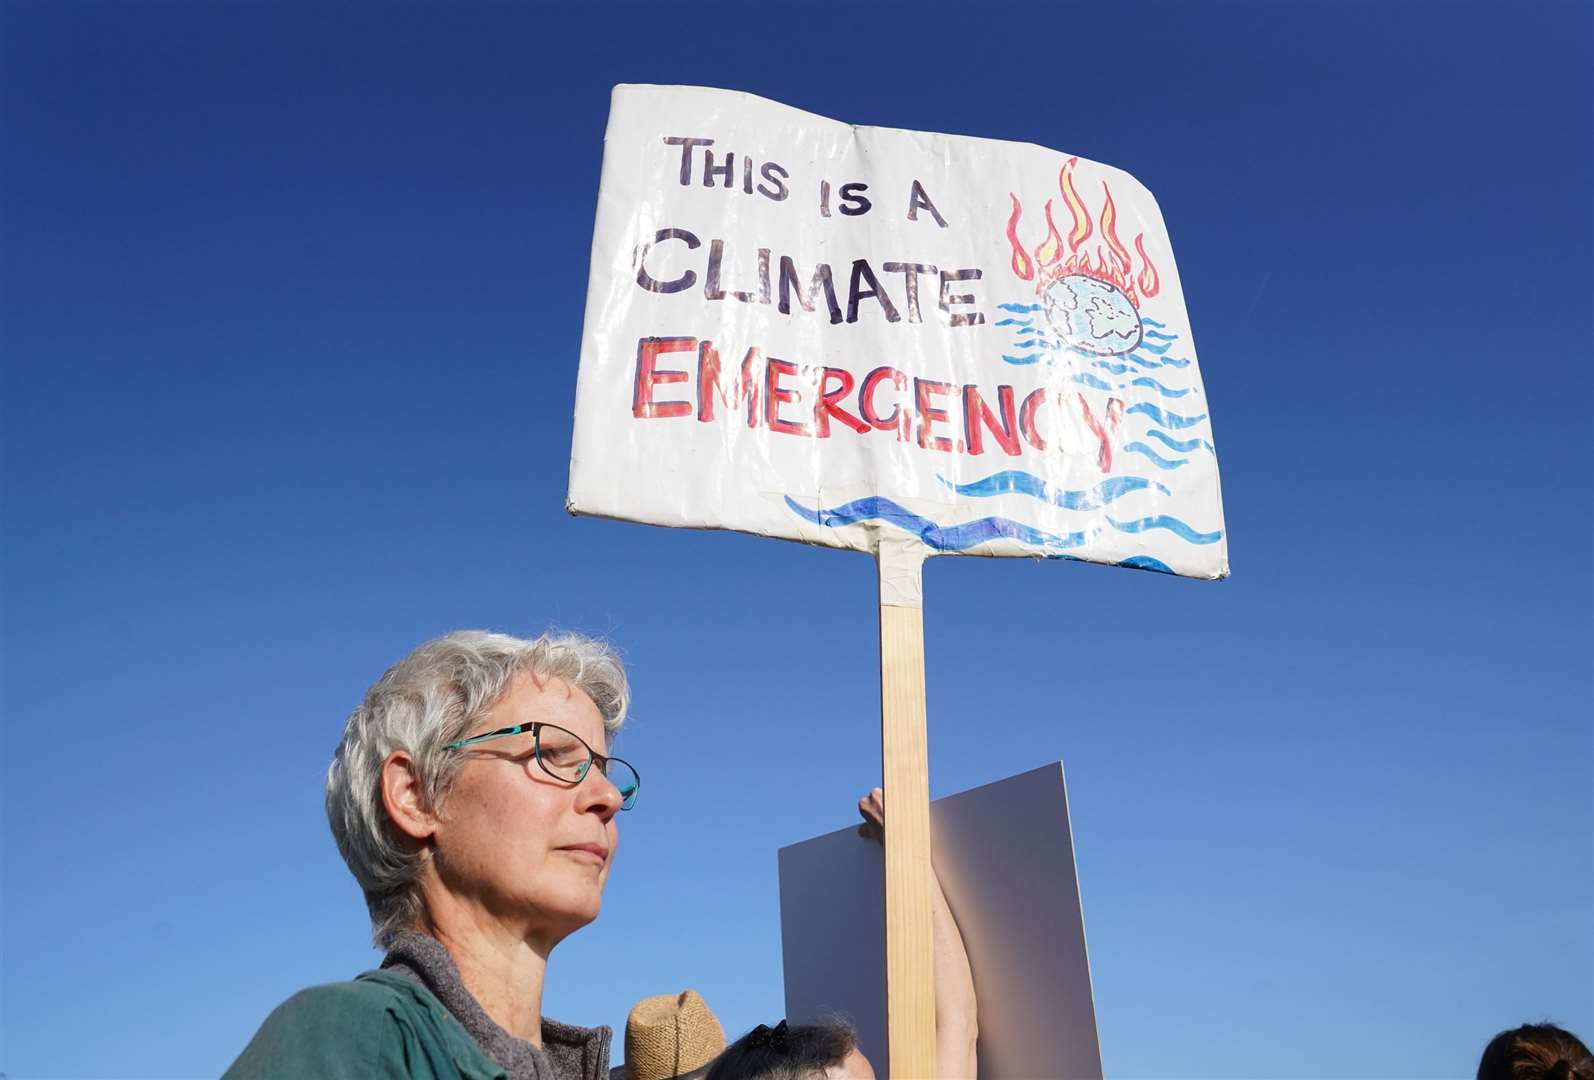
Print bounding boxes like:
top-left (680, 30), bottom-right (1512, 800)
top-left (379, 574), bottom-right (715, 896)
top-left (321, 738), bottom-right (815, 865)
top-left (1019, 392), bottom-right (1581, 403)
top-left (2, 2), bottom-right (1590, 1077)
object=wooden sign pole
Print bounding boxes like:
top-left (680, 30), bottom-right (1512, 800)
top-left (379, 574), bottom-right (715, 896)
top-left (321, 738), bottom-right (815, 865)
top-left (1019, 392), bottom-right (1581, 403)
top-left (877, 536), bottom-right (936, 1079)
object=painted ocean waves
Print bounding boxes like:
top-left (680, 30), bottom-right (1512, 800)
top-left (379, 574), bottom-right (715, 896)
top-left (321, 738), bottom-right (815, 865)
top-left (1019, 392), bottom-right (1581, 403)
top-left (784, 495), bottom-right (1089, 553)
top-left (782, 309), bottom-right (1222, 576)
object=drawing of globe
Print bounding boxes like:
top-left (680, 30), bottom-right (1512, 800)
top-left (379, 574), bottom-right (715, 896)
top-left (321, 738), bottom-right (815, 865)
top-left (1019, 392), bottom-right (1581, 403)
top-left (1042, 273), bottom-right (1143, 356)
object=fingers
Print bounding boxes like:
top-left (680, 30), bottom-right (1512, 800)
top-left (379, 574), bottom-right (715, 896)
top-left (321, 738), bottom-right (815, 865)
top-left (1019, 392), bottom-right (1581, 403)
top-left (858, 786), bottom-right (885, 828)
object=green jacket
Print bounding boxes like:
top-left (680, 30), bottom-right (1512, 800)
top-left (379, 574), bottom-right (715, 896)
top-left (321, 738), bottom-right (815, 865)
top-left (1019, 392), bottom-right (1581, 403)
top-left (224, 970), bottom-right (506, 1080)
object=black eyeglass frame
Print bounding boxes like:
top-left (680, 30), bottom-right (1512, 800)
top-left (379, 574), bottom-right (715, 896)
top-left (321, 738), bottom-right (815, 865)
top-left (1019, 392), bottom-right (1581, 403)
top-left (444, 721), bottom-right (639, 810)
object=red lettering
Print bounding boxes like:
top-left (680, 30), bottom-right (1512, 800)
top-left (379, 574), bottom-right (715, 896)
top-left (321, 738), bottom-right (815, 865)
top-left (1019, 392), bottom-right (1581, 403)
top-left (815, 367), bottom-right (869, 437)
top-left (765, 358), bottom-right (814, 436)
top-left (962, 384), bottom-right (1022, 457)
top-left (1019, 388), bottom-right (1048, 450)
top-left (860, 366), bottom-right (909, 440)
top-left (696, 342), bottom-right (760, 426)
top-left (1078, 393), bottom-right (1124, 472)
top-left (915, 378), bottom-right (954, 452)
top-left (632, 337), bottom-right (696, 419)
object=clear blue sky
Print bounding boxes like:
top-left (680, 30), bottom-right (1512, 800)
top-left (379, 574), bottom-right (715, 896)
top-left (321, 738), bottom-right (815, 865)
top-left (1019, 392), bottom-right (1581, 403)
top-left (3, 3), bottom-right (1590, 1077)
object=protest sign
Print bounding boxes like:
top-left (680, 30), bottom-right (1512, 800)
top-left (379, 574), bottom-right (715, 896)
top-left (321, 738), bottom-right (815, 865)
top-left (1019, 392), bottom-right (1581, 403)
top-left (780, 764), bottom-right (1101, 1079)
top-left (569, 85), bottom-right (1226, 1073)
top-left (569, 85), bottom-right (1226, 579)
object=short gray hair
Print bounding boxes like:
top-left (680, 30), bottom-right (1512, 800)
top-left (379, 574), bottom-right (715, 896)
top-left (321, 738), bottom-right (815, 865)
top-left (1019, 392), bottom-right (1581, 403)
top-left (325, 629), bottom-right (629, 947)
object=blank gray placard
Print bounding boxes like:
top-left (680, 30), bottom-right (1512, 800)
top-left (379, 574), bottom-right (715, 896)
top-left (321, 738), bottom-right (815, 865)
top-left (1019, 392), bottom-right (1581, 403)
top-left (777, 762), bottom-right (1103, 1079)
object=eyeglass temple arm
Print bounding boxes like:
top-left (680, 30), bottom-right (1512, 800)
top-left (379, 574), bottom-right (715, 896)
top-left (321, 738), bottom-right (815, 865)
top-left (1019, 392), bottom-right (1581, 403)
top-left (445, 723), bottom-right (537, 749)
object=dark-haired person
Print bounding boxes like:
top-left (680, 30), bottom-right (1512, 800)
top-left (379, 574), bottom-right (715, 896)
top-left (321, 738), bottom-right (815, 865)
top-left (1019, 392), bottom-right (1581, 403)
top-left (1477, 1023), bottom-right (1593, 1080)
top-left (227, 630), bottom-right (640, 1079)
top-left (705, 1018), bottom-right (869, 1080)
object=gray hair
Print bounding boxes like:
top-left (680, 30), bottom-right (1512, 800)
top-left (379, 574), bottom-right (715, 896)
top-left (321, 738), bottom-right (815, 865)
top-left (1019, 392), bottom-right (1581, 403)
top-left (325, 629), bottom-right (629, 947)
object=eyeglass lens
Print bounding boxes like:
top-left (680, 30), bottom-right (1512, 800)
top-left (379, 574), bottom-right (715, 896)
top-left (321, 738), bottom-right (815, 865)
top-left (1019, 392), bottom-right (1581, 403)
top-left (601, 758), bottom-right (640, 810)
top-left (535, 724), bottom-right (639, 810)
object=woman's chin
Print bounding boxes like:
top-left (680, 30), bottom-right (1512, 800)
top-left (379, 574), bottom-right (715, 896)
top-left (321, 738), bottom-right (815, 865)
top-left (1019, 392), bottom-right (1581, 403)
top-left (526, 891), bottom-right (603, 939)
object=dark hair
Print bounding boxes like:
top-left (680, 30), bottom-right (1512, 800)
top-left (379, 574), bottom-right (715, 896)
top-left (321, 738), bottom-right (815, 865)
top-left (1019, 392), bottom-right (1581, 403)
top-left (705, 1018), bottom-right (859, 1080)
top-left (1478, 1023), bottom-right (1594, 1080)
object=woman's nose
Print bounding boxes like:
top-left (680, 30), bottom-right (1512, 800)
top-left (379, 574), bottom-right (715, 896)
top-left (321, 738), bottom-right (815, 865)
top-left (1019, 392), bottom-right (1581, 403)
top-left (577, 767), bottom-right (623, 817)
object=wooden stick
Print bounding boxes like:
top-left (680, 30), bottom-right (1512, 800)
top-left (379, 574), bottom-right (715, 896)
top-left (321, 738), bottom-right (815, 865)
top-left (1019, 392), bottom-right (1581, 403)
top-left (877, 535), bottom-right (935, 1079)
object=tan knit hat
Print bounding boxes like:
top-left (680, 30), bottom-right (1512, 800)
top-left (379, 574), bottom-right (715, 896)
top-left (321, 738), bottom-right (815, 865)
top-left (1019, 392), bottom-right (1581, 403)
top-left (618, 989), bottom-right (726, 1080)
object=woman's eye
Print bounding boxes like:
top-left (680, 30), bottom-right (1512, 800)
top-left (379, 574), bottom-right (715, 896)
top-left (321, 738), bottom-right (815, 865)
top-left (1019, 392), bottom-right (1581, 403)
top-left (540, 741), bottom-right (585, 765)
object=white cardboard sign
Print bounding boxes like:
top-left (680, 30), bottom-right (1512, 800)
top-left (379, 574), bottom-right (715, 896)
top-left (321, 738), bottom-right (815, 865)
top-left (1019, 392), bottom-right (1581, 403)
top-left (570, 85), bottom-right (1227, 579)
top-left (778, 763), bottom-right (1102, 1078)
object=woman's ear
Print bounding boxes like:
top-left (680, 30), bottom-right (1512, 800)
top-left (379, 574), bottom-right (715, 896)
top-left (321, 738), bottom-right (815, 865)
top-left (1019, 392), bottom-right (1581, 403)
top-left (380, 750), bottom-right (438, 843)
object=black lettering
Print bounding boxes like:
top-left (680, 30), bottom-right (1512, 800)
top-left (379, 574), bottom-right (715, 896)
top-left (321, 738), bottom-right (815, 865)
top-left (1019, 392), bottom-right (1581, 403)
top-left (635, 227), bottom-right (700, 294)
top-left (662, 137), bottom-right (713, 187)
top-left (705, 239), bottom-right (727, 300)
top-left (778, 256), bottom-right (842, 324)
top-left (703, 241), bottom-right (767, 303)
top-left (907, 180), bottom-right (948, 227)
top-left (882, 262), bottom-right (936, 323)
top-left (755, 248), bottom-right (771, 304)
top-left (839, 182), bottom-right (872, 216)
top-left (757, 162), bottom-right (790, 201)
top-left (703, 150), bottom-right (735, 188)
top-left (819, 180), bottom-right (832, 217)
top-left (847, 259), bottom-right (900, 323)
top-left (938, 268), bottom-right (985, 327)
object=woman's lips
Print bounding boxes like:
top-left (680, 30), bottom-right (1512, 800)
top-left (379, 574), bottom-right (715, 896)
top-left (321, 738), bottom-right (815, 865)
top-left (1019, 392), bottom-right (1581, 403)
top-left (558, 844), bottom-right (608, 864)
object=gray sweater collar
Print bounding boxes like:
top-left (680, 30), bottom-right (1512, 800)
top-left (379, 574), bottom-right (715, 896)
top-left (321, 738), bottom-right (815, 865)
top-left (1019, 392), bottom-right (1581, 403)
top-left (381, 930), bottom-right (611, 1080)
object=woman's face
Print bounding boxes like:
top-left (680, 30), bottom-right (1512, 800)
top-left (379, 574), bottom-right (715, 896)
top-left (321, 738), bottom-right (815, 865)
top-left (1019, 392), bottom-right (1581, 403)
top-left (430, 672), bottom-right (622, 946)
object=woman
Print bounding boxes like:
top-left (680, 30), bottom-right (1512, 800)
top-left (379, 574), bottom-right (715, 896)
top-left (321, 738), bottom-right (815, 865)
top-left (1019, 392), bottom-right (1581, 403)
top-left (227, 629), bottom-right (637, 1079)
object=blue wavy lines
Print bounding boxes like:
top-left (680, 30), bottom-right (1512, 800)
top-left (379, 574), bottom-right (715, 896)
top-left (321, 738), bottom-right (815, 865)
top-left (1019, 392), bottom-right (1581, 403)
top-left (994, 317), bottom-right (1033, 327)
top-left (785, 496), bottom-right (1086, 552)
top-left (1130, 376), bottom-right (1190, 398)
top-left (1073, 372), bottom-right (1116, 392)
top-left (1117, 555), bottom-right (1174, 574)
top-left (1014, 326), bottom-right (1039, 336)
top-left (1093, 360), bottom-right (1131, 375)
top-left (1127, 403), bottom-right (1207, 429)
top-left (1108, 515), bottom-right (1223, 545)
top-left (1123, 442), bottom-right (1188, 469)
top-left (939, 471), bottom-right (1169, 510)
top-left (1002, 353), bottom-right (1043, 365)
top-left (1135, 337), bottom-right (1174, 355)
top-left (1131, 353), bottom-right (1192, 371)
top-left (1142, 318), bottom-right (1167, 328)
top-left (998, 302), bottom-right (1042, 313)
top-left (1143, 429), bottom-right (1214, 454)
top-left (1143, 330), bottom-right (1178, 341)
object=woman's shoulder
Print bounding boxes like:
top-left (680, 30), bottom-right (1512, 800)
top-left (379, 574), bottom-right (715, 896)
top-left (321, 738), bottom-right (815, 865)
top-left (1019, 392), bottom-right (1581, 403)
top-left (223, 972), bottom-right (503, 1080)
top-left (245, 973), bottom-right (418, 1034)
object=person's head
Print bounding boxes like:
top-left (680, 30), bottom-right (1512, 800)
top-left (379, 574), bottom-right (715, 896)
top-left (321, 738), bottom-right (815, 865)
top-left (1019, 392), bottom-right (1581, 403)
top-left (1477, 1023), bottom-right (1593, 1080)
top-left (623, 989), bottom-right (726, 1080)
top-left (704, 1019), bottom-right (872, 1080)
top-left (326, 629), bottom-right (632, 949)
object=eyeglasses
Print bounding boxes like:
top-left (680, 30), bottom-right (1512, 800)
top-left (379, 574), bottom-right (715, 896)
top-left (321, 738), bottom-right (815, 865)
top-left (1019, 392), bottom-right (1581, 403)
top-left (445, 721), bottom-right (640, 811)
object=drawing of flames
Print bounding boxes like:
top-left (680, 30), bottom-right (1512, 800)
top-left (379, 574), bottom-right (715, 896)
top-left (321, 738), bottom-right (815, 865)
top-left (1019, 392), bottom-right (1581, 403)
top-left (1006, 158), bottom-right (1161, 357)
top-left (780, 154), bottom-right (1223, 574)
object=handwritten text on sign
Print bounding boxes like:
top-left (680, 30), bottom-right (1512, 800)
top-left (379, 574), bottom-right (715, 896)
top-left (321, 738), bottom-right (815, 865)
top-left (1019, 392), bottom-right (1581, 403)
top-left (569, 86), bottom-right (1227, 579)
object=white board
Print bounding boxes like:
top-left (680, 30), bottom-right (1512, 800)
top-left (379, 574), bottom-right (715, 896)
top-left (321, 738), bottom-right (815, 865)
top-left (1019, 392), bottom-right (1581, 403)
top-left (778, 764), bottom-right (1102, 1078)
top-left (570, 85), bottom-right (1227, 579)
